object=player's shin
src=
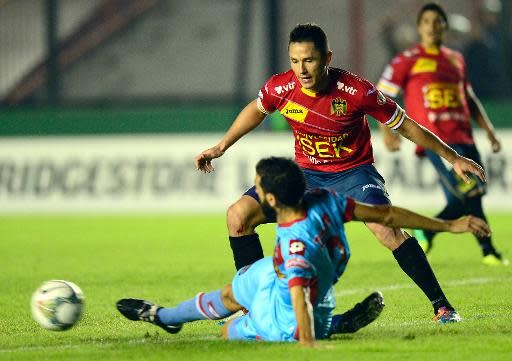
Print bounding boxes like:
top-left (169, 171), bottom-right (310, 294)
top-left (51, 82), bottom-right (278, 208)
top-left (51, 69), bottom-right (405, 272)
top-left (392, 237), bottom-right (453, 314)
top-left (157, 289), bottom-right (234, 325)
top-left (229, 234), bottom-right (264, 270)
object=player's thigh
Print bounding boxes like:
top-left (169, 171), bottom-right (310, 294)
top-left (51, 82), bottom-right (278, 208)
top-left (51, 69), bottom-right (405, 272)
top-left (231, 257), bottom-right (274, 310)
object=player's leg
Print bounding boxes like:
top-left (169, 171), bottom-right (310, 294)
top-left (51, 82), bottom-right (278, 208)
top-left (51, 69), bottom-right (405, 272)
top-left (329, 291), bottom-right (385, 335)
top-left (414, 150), bottom-right (469, 252)
top-left (116, 284), bottom-right (241, 334)
top-left (322, 165), bottom-right (459, 320)
top-left (227, 187), bottom-right (271, 270)
top-left (454, 144), bottom-right (508, 265)
top-left (465, 194), bottom-right (509, 265)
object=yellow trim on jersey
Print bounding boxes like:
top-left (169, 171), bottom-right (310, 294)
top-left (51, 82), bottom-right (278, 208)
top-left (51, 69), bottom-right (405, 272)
top-left (377, 79), bottom-right (401, 97)
top-left (300, 87), bottom-right (317, 97)
top-left (256, 98), bottom-right (270, 114)
top-left (424, 46), bottom-right (440, 55)
top-left (411, 58), bottom-right (437, 74)
top-left (280, 101), bottom-right (308, 123)
top-left (385, 106), bottom-right (405, 130)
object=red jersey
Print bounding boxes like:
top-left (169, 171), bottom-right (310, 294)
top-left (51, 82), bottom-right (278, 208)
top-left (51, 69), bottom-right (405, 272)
top-left (257, 68), bottom-right (405, 172)
top-left (377, 44), bottom-right (474, 146)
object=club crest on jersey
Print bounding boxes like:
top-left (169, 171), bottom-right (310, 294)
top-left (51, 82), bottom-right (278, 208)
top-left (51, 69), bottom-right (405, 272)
top-left (331, 97), bottom-right (347, 116)
top-left (289, 240), bottom-right (306, 255)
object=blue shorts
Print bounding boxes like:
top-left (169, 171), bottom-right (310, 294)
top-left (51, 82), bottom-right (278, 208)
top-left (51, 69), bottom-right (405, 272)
top-left (424, 144), bottom-right (486, 202)
top-left (244, 164), bottom-right (390, 220)
top-left (229, 257), bottom-right (298, 342)
top-left (229, 257), bottom-right (334, 341)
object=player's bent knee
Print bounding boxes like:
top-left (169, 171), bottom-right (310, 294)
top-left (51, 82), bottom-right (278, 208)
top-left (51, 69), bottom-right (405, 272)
top-left (221, 284), bottom-right (242, 312)
top-left (366, 222), bottom-right (406, 251)
top-left (226, 196), bottom-right (264, 236)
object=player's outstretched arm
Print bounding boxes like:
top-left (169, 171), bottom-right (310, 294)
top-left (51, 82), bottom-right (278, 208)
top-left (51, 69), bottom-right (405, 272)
top-left (395, 116), bottom-right (486, 183)
top-left (352, 202), bottom-right (491, 237)
top-left (466, 87), bottom-right (502, 153)
top-left (194, 100), bottom-right (266, 173)
top-left (290, 285), bottom-right (316, 347)
top-left (379, 123), bottom-right (401, 151)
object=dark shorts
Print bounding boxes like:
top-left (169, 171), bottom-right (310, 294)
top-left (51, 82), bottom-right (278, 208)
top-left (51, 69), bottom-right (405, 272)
top-left (244, 164), bottom-right (390, 221)
top-left (424, 143), bottom-right (486, 202)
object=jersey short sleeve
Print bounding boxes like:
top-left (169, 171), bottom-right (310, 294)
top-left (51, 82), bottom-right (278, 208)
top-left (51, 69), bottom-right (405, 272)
top-left (256, 77), bottom-right (278, 115)
top-left (359, 80), bottom-right (406, 130)
top-left (377, 54), bottom-right (410, 98)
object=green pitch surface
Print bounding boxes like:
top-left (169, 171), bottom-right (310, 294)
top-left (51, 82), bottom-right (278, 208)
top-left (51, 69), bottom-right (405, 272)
top-left (1, 213), bottom-right (511, 361)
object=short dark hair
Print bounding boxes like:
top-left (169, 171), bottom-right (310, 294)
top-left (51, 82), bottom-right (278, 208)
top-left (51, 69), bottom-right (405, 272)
top-left (417, 2), bottom-right (449, 28)
top-left (289, 23), bottom-right (329, 55)
top-left (256, 157), bottom-right (306, 207)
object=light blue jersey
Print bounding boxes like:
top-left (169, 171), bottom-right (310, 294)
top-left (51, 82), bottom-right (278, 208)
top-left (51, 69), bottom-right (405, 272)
top-left (230, 189), bottom-right (355, 341)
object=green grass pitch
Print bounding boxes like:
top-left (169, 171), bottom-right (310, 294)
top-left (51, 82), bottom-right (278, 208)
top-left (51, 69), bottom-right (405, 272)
top-left (0, 212), bottom-right (511, 360)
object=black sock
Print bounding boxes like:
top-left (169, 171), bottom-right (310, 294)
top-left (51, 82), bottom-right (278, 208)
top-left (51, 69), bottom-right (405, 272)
top-left (229, 234), bottom-right (264, 270)
top-left (393, 237), bottom-right (452, 314)
top-left (465, 195), bottom-right (496, 256)
top-left (424, 200), bottom-right (464, 242)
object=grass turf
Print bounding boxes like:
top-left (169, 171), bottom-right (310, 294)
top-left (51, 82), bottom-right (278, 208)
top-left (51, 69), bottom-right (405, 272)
top-left (0, 213), bottom-right (511, 360)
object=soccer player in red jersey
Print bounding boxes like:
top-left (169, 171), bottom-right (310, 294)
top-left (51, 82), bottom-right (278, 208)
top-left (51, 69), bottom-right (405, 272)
top-left (377, 3), bottom-right (507, 266)
top-left (195, 23), bottom-right (487, 321)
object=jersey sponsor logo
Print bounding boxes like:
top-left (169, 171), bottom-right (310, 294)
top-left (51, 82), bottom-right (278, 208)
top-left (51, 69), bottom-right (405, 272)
top-left (362, 183), bottom-right (384, 192)
top-left (274, 81), bottom-right (296, 95)
top-left (289, 240), bottom-right (306, 255)
top-left (411, 58), bottom-right (437, 73)
top-left (422, 82), bottom-right (463, 110)
top-left (280, 101), bottom-right (308, 122)
top-left (331, 97), bottom-right (347, 116)
top-left (295, 130), bottom-right (353, 161)
top-left (336, 81), bottom-right (357, 95)
top-left (285, 258), bottom-right (310, 270)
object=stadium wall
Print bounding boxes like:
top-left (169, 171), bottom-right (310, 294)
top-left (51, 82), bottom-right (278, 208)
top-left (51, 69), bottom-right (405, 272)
top-left (0, 100), bottom-right (511, 135)
top-left (0, 130), bottom-right (510, 213)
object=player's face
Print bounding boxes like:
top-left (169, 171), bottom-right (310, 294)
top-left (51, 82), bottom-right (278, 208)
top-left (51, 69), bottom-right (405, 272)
top-left (255, 174), bottom-right (277, 219)
top-left (289, 42), bottom-right (332, 92)
top-left (418, 10), bottom-right (446, 47)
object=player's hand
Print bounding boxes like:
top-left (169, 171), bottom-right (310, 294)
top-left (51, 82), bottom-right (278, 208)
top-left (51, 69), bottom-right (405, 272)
top-left (383, 132), bottom-right (401, 151)
top-left (194, 145), bottom-right (225, 173)
top-left (452, 156), bottom-right (486, 183)
top-left (449, 215), bottom-right (491, 237)
top-left (488, 133), bottom-right (501, 153)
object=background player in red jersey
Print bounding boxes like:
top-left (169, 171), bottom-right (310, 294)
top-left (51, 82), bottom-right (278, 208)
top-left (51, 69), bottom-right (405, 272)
top-left (195, 23), bottom-right (487, 320)
top-left (377, 3), bottom-right (508, 266)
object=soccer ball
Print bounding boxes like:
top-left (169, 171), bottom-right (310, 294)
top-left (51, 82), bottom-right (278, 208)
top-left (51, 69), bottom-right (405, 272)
top-left (31, 280), bottom-right (84, 331)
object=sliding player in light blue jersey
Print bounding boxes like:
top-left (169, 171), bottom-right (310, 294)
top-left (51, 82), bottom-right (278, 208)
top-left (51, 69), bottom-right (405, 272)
top-left (117, 157), bottom-right (490, 346)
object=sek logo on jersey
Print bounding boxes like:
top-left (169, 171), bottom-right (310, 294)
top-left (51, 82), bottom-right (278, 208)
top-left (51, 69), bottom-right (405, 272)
top-left (289, 240), bottom-right (306, 255)
top-left (336, 81), bottom-right (357, 95)
top-left (275, 82), bottom-right (295, 95)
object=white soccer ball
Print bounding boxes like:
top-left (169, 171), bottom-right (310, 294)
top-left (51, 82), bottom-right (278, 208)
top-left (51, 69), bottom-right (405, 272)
top-left (31, 280), bottom-right (84, 331)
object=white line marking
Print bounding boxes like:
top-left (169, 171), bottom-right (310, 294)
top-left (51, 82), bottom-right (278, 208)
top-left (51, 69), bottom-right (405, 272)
top-left (334, 276), bottom-right (511, 297)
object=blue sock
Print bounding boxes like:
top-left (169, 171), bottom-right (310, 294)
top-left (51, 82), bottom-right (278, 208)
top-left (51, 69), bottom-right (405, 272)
top-left (157, 289), bottom-right (233, 325)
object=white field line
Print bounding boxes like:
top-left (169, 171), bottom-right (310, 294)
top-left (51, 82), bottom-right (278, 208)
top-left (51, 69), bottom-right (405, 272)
top-left (1, 276), bottom-right (510, 353)
top-left (334, 275), bottom-right (511, 297)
